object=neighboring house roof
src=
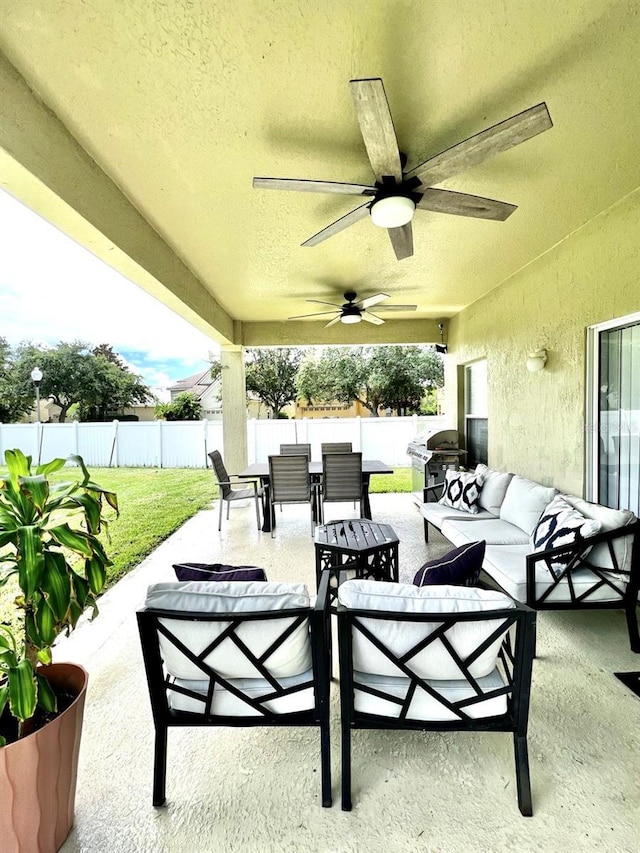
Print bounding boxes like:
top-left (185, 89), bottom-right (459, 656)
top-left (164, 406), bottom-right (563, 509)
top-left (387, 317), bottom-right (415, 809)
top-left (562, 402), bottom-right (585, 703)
top-left (168, 368), bottom-right (219, 403)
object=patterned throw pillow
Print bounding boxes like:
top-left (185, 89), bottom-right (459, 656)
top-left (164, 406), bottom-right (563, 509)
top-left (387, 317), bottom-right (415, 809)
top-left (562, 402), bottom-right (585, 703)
top-left (530, 495), bottom-right (601, 566)
top-left (172, 563), bottom-right (267, 582)
top-left (413, 540), bottom-right (486, 587)
top-left (438, 470), bottom-right (484, 514)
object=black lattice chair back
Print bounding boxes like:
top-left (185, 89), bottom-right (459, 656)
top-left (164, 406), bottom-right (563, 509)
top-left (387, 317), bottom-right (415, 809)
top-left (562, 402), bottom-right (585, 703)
top-left (337, 580), bottom-right (536, 816)
top-left (137, 575), bottom-right (332, 808)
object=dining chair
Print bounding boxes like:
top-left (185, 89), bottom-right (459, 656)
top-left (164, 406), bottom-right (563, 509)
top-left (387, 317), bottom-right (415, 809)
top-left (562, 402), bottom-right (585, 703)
top-left (319, 451), bottom-right (363, 524)
top-left (280, 443), bottom-right (311, 457)
top-left (320, 442), bottom-right (352, 455)
top-left (208, 450), bottom-right (263, 532)
top-left (268, 453), bottom-right (315, 537)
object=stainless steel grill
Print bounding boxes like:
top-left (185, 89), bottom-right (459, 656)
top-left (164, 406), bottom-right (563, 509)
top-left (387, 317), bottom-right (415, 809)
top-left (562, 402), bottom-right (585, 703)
top-left (407, 429), bottom-right (466, 503)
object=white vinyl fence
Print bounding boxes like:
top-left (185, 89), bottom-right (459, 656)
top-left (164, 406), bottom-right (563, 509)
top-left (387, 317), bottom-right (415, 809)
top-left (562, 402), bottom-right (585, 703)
top-left (0, 415), bottom-right (447, 469)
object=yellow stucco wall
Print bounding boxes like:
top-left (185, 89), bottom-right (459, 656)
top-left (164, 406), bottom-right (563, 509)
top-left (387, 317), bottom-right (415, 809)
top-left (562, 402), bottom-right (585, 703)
top-left (445, 188), bottom-right (640, 495)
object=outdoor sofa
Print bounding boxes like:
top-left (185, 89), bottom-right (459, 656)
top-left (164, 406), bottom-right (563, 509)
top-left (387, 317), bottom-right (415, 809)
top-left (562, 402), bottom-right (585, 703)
top-left (419, 464), bottom-right (640, 651)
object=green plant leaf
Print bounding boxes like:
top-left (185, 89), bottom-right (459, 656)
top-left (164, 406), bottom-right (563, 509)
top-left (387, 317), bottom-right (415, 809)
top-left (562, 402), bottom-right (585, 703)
top-left (0, 683), bottom-right (9, 720)
top-left (36, 458), bottom-right (67, 477)
top-left (66, 454), bottom-right (91, 486)
top-left (36, 672), bottom-right (57, 713)
top-left (17, 525), bottom-right (45, 598)
top-left (4, 448), bottom-right (31, 480)
top-left (86, 556), bottom-right (106, 595)
top-left (37, 647), bottom-right (52, 666)
top-left (34, 598), bottom-right (57, 647)
top-left (41, 552), bottom-right (71, 621)
top-left (72, 573), bottom-right (90, 609)
top-left (18, 475), bottom-right (50, 514)
top-left (69, 491), bottom-right (103, 534)
top-left (8, 659), bottom-right (37, 722)
top-left (48, 524), bottom-right (93, 558)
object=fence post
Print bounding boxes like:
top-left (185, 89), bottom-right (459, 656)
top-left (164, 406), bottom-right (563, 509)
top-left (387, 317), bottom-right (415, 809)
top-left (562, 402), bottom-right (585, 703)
top-left (73, 420), bottom-right (80, 457)
top-left (203, 418), bottom-right (209, 466)
top-left (158, 420), bottom-right (164, 468)
top-left (355, 416), bottom-right (362, 452)
top-left (109, 420), bottom-right (119, 468)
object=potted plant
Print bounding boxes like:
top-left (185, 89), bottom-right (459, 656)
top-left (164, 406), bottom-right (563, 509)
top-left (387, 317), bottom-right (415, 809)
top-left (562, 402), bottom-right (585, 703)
top-left (0, 448), bottom-right (118, 853)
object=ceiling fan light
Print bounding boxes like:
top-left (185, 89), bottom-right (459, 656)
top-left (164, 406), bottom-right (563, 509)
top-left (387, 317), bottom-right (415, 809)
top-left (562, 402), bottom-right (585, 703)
top-left (340, 312), bottom-right (361, 324)
top-left (370, 196), bottom-right (415, 228)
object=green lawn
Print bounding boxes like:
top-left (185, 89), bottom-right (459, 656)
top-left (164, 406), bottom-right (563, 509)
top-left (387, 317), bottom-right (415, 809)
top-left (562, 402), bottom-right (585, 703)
top-left (0, 464), bottom-right (410, 628)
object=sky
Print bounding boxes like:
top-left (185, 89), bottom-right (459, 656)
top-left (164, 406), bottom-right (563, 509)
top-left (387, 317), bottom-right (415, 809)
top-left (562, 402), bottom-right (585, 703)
top-left (0, 190), bottom-right (218, 400)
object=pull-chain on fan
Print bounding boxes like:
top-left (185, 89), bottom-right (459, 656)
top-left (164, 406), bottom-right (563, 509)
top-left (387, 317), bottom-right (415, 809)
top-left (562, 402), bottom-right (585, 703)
top-left (254, 78), bottom-right (552, 260)
top-left (289, 291), bottom-right (417, 327)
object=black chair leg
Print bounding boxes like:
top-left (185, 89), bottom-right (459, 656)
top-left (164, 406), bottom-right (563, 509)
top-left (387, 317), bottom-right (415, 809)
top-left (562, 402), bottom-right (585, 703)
top-left (625, 597), bottom-right (640, 653)
top-left (513, 733), bottom-right (533, 817)
top-left (341, 723), bottom-right (352, 811)
top-left (320, 719), bottom-right (332, 807)
top-left (153, 726), bottom-right (168, 807)
top-left (424, 519), bottom-right (429, 543)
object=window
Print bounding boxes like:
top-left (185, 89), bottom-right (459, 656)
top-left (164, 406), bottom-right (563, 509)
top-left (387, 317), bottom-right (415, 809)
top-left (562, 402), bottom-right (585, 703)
top-left (586, 312), bottom-right (640, 514)
top-left (464, 360), bottom-right (488, 467)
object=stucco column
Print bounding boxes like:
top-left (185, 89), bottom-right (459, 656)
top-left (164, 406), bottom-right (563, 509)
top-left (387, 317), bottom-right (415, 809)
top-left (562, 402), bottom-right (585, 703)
top-left (221, 345), bottom-right (247, 473)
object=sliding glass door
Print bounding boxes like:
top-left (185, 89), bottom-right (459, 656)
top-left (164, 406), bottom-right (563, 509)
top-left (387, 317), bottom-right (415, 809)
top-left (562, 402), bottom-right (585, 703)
top-left (586, 312), bottom-right (640, 514)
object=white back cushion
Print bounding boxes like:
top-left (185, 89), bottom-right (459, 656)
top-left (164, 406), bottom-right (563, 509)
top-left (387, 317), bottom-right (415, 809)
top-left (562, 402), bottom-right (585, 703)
top-left (475, 464), bottom-right (514, 515)
top-left (499, 475), bottom-right (557, 535)
top-left (561, 495), bottom-right (636, 572)
top-left (144, 581), bottom-right (311, 680)
top-left (338, 580), bottom-right (515, 680)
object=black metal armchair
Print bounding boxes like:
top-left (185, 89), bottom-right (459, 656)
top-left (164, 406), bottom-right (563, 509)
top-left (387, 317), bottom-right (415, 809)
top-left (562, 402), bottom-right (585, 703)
top-left (337, 580), bottom-right (536, 816)
top-left (137, 573), bottom-right (332, 808)
top-left (208, 450), bottom-right (263, 532)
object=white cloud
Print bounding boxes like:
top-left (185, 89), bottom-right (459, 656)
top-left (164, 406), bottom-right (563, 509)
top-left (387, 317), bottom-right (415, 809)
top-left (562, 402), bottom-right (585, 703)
top-left (0, 190), bottom-right (219, 371)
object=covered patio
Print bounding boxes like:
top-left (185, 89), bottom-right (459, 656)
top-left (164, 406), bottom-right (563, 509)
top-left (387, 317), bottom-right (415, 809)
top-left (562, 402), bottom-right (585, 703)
top-left (56, 494), bottom-right (638, 852)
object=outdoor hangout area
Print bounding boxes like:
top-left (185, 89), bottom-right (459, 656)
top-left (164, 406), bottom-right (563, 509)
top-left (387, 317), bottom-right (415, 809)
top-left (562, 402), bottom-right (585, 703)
top-left (54, 488), bottom-right (638, 852)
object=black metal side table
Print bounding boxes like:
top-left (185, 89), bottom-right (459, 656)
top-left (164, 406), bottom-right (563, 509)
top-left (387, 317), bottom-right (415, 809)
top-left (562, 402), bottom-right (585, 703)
top-left (314, 519), bottom-right (399, 604)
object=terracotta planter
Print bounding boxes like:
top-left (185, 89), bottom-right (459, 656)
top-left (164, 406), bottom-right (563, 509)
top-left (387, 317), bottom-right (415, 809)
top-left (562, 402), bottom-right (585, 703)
top-left (0, 663), bottom-right (88, 853)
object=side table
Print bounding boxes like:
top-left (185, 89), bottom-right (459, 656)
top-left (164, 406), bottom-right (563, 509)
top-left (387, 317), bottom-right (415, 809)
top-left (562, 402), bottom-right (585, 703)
top-left (314, 519), bottom-right (399, 604)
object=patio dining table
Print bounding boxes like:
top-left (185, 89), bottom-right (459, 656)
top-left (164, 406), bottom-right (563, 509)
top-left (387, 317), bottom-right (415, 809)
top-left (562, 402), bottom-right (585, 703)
top-left (238, 459), bottom-right (394, 532)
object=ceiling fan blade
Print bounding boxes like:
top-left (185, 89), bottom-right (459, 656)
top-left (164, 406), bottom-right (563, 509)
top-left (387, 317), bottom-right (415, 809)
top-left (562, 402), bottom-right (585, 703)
top-left (358, 292), bottom-right (389, 309)
top-left (324, 315), bottom-right (343, 328)
top-left (406, 102), bottom-right (552, 188)
top-left (301, 202), bottom-right (371, 247)
top-left (361, 312), bottom-right (385, 325)
top-left (253, 177), bottom-right (376, 196)
top-left (376, 304), bottom-right (417, 311)
top-left (388, 222), bottom-right (414, 260)
top-left (288, 310), bottom-right (339, 320)
top-left (306, 299), bottom-right (344, 307)
top-left (417, 188), bottom-right (517, 221)
top-left (350, 78), bottom-right (403, 184)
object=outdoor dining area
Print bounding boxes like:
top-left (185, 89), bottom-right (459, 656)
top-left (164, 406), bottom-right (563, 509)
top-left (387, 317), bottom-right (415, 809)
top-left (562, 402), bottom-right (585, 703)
top-left (55, 480), bottom-right (639, 852)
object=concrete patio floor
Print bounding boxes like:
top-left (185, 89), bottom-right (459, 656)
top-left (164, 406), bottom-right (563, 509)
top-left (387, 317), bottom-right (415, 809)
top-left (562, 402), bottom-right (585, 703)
top-left (56, 493), bottom-right (639, 853)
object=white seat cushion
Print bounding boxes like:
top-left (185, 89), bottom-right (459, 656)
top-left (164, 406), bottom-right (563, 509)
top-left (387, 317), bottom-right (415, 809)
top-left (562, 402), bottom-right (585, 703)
top-left (499, 476), bottom-right (557, 535)
top-left (441, 517), bottom-right (530, 547)
top-left (420, 502), bottom-right (496, 530)
top-left (144, 581), bottom-right (312, 679)
top-left (353, 669), bottom-right (508, 721)
top-left (482, 544), bottom-right (628, 603)
top-left (168, 669), bottom-right (315, 716)
top-left (338, 580), bottom-right (515, 680)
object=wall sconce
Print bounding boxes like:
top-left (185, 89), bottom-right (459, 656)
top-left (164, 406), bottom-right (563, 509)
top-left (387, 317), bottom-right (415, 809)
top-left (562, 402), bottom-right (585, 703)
top-left (526, 349), bottom-right (547, 372)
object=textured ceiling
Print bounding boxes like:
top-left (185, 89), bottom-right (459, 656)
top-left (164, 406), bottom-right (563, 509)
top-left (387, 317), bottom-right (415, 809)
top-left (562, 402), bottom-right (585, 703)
top-left (0, 0), bottom-right (638, 346)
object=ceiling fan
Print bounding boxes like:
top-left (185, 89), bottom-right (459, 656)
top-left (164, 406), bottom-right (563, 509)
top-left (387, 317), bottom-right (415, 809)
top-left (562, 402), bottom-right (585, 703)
top-left (254, 78), bottom-right (552, 260)
top-left (288, 291), bottom-right (417, 327)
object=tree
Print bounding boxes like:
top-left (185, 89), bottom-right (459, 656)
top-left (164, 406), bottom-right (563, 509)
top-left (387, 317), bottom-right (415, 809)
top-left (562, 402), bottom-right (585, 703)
top-left (245, 348), bottom-right (303, 417)
top-left (296, 346), bottom-right (444, 416)
top-left (0, 337), bottom-right (33, 423)
top-left (155, 391), bottom-right (202, 421)
top-left (11, 341), bottom-right (153, 423)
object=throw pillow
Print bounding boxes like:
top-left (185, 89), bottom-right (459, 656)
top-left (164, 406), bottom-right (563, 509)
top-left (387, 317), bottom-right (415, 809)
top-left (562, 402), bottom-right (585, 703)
top-left (530, 495), bottom-right (602, 566)
top-left (172, 563), bottom-right (267, 582)
top-left (438, 470), bottom-right (484, 514)
top-left (413, 540), bottom-right (486, 587)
